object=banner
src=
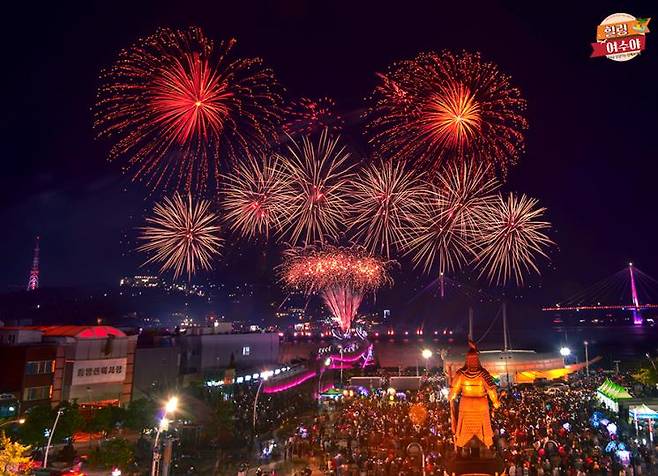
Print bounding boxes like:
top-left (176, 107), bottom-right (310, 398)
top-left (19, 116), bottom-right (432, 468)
top-left (596, 18), bottom-right (650, 41)
top-left (591, 35), bottom-right (646, 58)
top-left (71, 358), bottom-right (127, 386)
top-left (591, 13), bottom-right (650, 62)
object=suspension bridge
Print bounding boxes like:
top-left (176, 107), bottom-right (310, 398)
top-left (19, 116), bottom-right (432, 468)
top-left (542, 263), bottom-right (658, 325)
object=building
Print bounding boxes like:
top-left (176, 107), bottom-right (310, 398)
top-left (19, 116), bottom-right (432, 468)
top-left (0, 328), bottom-right (62, 413)
top-left (132, 335), bottom-right (181, 400)
top-left (178, 328), bottom-right (279, 380)
top-left (0, 326), bottom-right (137, 412)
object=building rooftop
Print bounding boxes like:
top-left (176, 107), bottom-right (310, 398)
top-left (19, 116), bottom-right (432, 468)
top-left (0, 325), bottom-right (126, 339)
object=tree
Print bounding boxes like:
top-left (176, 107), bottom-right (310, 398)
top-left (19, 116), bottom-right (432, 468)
top-left (0, 432), bottom-right (32, 475)
top-left (17, 405), bottom-right (52, 447)
top-left (125, 399), bottom-right (158, 434)
top-left (633, 367), bottom-right (658, 386)
top-left (18, 403), bottom-right (84, 448)
top-left (53, 402), bottom-right (84, 442)
top-left (210, 398), bottom-right (236, 448)
top-left (88, 438), bottom-right (134, 471)
top-left (86, 406), bottom-right (126, 437)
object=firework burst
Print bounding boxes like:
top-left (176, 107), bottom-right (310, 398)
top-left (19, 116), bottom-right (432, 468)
top-left (138, 192), bottom-right (222, 279)
top-left (95, 26), bottom-right (282, 192)
top-left (349, 161), bottom-right (426, 258)
top-left (400, 162), bottom-right (499, 275)
top-left (276, 131), bottom-right (354, 246)
top-left (281, 245), bottom-right (392, 332)
top-left (366, 51), bottom-right (527, 176)
top-left (222, 155), bottom-right (290, 239)
top-left (284, 97), bottom-right (344, 135)
top-left (474, 193), bottom-right (553, 286)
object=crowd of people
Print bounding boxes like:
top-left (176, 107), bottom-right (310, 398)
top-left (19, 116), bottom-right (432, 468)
top-left (287, 373), bottom-right (658, 475)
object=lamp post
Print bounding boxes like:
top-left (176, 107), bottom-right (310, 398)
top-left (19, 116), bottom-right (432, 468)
top-left (339, 346), bottom-right (344, 387)
top-left (584, 341), bottom-right (589, 376)
top-left (0, 418), bottom-right (25, 429)
top-left (318, 358), bottom-right (331, 403)
top-left (406, 442), bottom-right (425, 476)
top-left (43, 408), bottom-right (63, 469)
top-left (252, 374), bottom-right (270, 433)
top-left (151, 396), bottom-right (178, 476)
top-left (421, 349), bottom-right (433, 375)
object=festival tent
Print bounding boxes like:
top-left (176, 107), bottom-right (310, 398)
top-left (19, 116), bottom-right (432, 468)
top-left (630, 404), bottom-right (658, 442)
top-left (596, 378), bottom-right (632, 413)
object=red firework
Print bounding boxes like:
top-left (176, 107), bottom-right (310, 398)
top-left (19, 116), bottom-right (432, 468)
top-left (284, 97), bottom-right (344, 135)
top-left (281, 245), bottom-right (392, 332)
top-left (95, 26), bottom-right (282, 192)
top-left (366, 51), bottom-right (527, 176)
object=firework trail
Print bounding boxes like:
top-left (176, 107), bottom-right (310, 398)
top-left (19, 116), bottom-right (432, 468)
top-left (366, 51), bottom-right (527, 176)
top-left (400, 161), bottom-right (499, 275)
top-left (222, 155), bottom-right (290, 239)
top-left (95, 26), bottom-right (282, 192)
top-left (276, 131), bottom-right (354, 246)
top-left (281, 244), bottom-right (392, 332)
top-left (284, 97), bottom-right (344, 136)
top-left (474, 192), bottom-right (553, 286)
top-left (138, 192), bottom-right (222, 280)
top-left (349, 161), bottom-right (426, 258)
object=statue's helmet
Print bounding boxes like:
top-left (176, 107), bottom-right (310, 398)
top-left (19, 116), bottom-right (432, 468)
top-left (465, 339), bottom-right (480, 370)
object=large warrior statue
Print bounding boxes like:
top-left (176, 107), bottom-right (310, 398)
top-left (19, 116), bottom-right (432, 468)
top-left (449, 340), bottom-right (500, 452)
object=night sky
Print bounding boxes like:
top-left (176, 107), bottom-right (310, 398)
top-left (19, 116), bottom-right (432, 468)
top-left (2, 1), bottom-right (657, 311)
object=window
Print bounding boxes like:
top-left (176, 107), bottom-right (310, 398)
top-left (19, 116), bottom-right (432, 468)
top-left (23, 386), bottom-right (51, 401)
top-left (242, 346), bottom-right (250, 356)
top-left (25, 360), bottom-right (54, 375)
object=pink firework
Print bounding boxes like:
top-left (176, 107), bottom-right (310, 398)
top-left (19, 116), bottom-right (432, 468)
top-left (281, 245), bottom-right (392, 332)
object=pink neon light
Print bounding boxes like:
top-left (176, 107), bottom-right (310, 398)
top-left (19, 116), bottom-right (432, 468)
top-left (329, 364), bottom-right (353, 370)
top-left (263, 371), bottom-right (317, 394)
top-left (330, 345), bottom-right (372, 363)
top-left (629, 264), bottom-right (643, 325)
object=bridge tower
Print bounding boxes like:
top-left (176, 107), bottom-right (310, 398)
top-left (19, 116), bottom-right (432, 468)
top-left (27, 236), bottom-right (40, 291)
top-left (629, 262), bottom-right (642, 325)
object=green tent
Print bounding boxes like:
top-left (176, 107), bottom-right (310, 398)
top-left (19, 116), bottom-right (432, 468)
top-left (596, 378), bottom-right (632, 412)
top-left (597, 378), bottom-right (632, 400)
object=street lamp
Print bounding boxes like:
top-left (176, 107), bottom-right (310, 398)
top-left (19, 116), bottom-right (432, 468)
top-left (43, 409), bottom-right (63, 469)
top-left (318, 358), bottom-right (331, 403)
top-left (151, 396), bottom-right (178, 476)
top-left (584, 341), bottom-right (589, 376)
top-left (422, 348), bottom-right (433, 375)
top-left (0, 418), bottom-right (25, 428)
top-left (406, 442), bottom-right (426, 476)
top-left (559, 346), bottom-right (571, 357)
top-left (164, 396), bottom-right (178, 414)
top-left (252, 374), bottom-right (270, 433)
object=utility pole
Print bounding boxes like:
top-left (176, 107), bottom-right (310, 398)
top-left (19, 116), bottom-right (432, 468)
top-left (468, 308), bottom-right (473, 341)
top-left (502, 302), bottom-right (508, 352)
